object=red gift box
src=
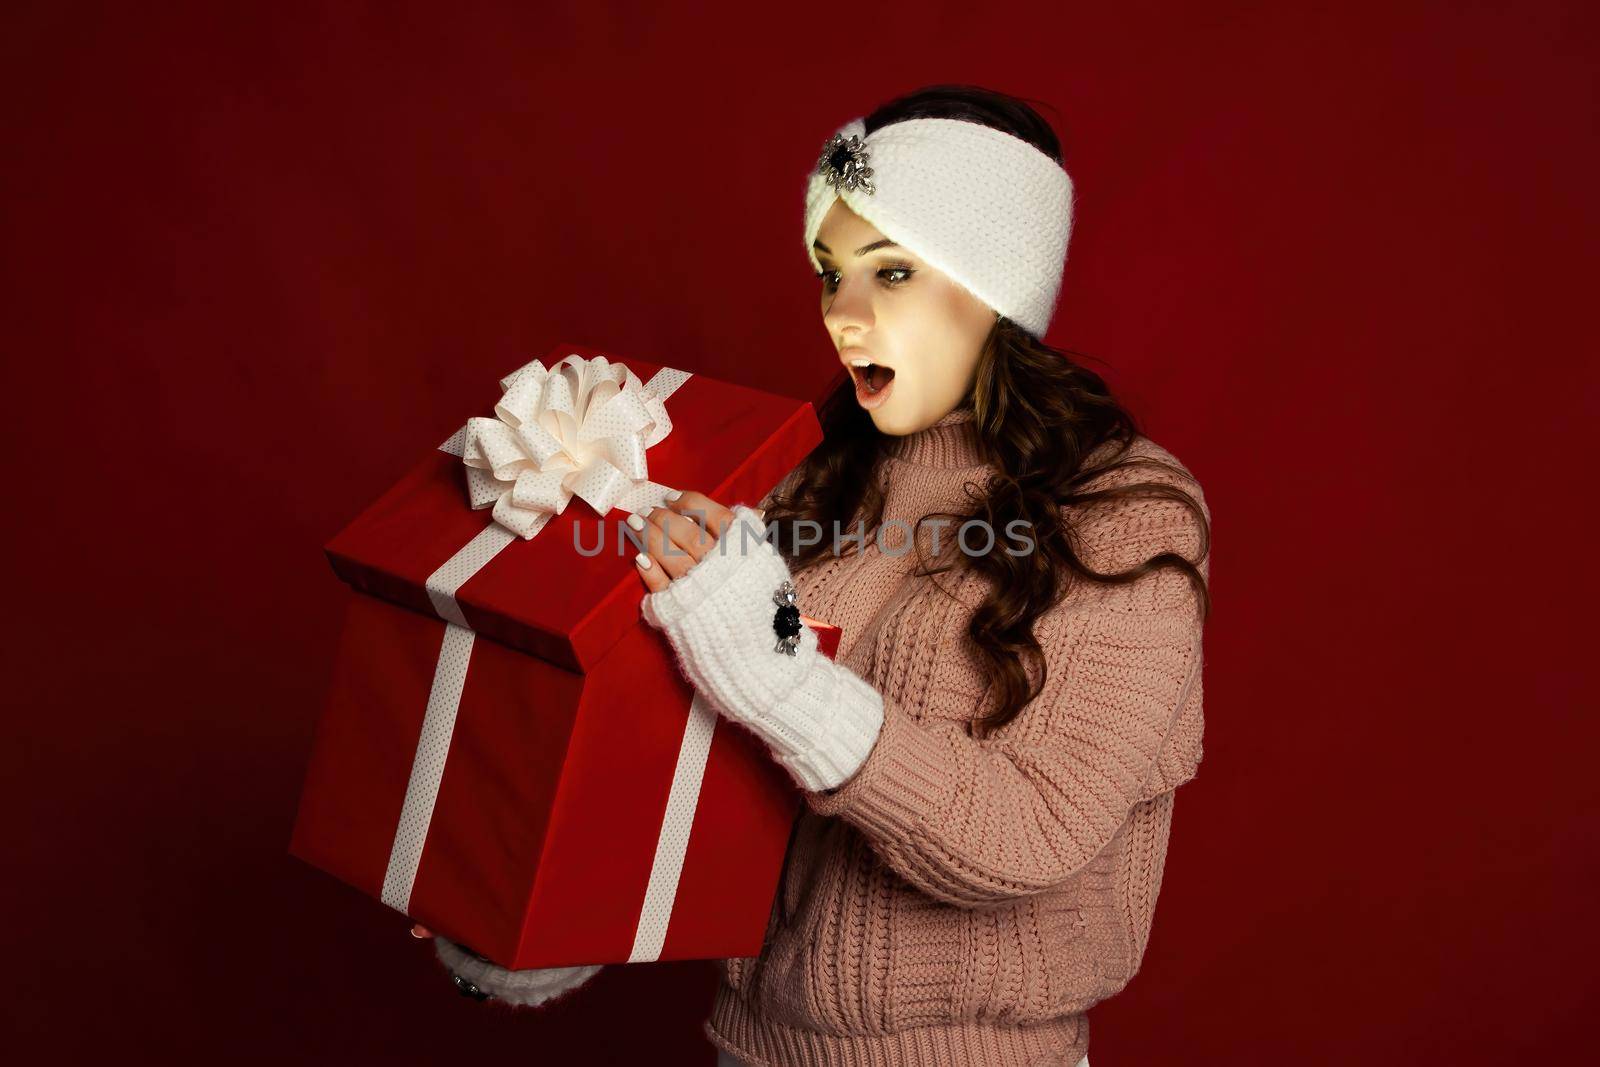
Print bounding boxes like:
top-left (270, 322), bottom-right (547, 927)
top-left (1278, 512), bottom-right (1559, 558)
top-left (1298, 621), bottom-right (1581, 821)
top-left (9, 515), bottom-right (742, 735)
top-left (289, 343), bottom-right (835, 968)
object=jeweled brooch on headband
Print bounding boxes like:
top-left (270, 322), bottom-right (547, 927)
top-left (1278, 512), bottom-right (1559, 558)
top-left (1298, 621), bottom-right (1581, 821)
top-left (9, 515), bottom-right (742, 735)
top-left (818, 132), bottom-right (876, 195)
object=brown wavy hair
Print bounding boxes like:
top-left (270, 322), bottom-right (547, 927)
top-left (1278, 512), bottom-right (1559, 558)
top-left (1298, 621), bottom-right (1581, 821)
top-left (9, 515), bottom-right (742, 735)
top-left (765, 84), bottom-right (1212, 741)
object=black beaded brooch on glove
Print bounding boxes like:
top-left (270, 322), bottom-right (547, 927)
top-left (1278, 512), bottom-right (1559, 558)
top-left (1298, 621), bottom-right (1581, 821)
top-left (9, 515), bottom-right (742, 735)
top-left (817, 132), bottom-right (876, 195)
top-left (772, 580), bottom-right (802, 656)
top-left (449, 942), bottom-right (493, 1001)
top-left (451, 973), bottom-right (489, 1001)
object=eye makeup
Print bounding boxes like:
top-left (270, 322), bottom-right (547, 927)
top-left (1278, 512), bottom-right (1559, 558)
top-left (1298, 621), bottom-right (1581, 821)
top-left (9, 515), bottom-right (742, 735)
top-left (816, 263), bottom-right (918, 292)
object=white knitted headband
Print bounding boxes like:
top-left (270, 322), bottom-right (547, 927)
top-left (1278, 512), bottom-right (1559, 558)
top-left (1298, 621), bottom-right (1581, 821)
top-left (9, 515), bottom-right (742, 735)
top-left (803, 116), bottom-right (1075, 339)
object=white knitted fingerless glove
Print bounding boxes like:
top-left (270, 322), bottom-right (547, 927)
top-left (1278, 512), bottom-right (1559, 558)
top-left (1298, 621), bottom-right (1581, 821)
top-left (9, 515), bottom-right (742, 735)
top-left (640, 505), bottom-right (884, 793)
top-left (433, 937), bottom-right (600, 1008)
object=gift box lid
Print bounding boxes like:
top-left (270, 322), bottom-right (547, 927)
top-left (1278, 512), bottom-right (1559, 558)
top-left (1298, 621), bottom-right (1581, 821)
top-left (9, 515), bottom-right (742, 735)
top-left (324, 342), bottom-right (822, 674)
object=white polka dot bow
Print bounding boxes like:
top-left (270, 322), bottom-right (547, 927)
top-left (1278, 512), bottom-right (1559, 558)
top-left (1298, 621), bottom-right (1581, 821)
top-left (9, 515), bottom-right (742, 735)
top-left (439, 353), bottom-right (688, 539)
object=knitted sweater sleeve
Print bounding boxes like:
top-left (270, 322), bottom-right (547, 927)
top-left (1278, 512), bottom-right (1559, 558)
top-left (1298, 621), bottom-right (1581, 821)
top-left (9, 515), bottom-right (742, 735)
top-left (807, 483), bottom-right (1209, 907)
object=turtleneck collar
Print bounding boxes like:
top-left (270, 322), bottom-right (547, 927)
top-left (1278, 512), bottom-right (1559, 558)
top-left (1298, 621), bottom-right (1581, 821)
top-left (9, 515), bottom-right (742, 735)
top-left (881, 405), bottom-right (986, 469)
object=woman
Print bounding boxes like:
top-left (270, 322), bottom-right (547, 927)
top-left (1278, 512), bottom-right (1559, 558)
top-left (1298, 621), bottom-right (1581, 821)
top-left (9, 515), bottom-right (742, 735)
top-left (419, 83), bottom-right (1212, 1067)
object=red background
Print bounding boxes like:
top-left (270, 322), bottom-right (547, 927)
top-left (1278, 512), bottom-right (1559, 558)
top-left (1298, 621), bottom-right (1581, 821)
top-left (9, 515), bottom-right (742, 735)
top-left (5, 2), bottom-right (1595, 1062)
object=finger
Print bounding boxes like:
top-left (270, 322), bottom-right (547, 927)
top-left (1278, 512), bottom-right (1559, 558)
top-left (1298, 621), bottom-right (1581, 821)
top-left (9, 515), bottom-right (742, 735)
top-left (411, 924), bottom-right (434, 939)
top-left (640, 507), bottom-right (714, 578)
top-left (626, 510), bottom-right (690, 583)
top-left (633, 539), bottom-right (671, 593)
top-left (657, 506), bottom-right (719, 562)
top-left (665, 491), bottom-right (736, 541)
top-left (628, 513), bottom-right (672, 592)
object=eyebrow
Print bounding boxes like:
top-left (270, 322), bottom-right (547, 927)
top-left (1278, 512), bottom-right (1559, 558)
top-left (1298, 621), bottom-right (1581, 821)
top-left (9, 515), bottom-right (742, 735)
top-left (812, 238), bottom-right (900, 258)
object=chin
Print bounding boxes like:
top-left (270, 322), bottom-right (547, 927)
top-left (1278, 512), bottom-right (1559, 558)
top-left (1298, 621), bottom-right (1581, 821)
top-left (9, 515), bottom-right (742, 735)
top-left (869, 408), bottom-right (915, 436)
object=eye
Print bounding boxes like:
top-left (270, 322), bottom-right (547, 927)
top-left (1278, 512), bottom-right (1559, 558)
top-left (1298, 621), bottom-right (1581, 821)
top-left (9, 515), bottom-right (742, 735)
top-left (816, 264), bottom-right (917, 292)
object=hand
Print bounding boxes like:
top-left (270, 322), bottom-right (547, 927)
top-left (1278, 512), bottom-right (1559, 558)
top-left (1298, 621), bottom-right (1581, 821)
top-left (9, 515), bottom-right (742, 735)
top-left (630, 490), bottom-right (762, 593)
top-left (634, 501), bottom-right (884, 793)
top-left (411, 922), bottom-right (601, 1006)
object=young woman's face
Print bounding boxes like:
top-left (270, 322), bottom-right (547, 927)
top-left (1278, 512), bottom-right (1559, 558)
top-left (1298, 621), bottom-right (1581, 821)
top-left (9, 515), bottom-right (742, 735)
top-left (814, 200), bottom-right (996, 436)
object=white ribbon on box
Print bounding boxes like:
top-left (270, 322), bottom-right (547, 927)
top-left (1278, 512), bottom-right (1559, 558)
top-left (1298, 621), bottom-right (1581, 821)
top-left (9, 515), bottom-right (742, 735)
top-left (379, 352), bottom-right (721, 964)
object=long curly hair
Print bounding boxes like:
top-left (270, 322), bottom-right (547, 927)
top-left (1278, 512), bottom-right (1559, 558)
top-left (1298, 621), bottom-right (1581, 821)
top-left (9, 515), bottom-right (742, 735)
top-left (764, 84), bottom-right (1212, 740)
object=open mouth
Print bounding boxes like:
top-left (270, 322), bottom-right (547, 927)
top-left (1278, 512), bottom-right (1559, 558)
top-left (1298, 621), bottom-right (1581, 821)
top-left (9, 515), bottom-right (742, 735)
top-left (848, 361), bottom-right (896, 394)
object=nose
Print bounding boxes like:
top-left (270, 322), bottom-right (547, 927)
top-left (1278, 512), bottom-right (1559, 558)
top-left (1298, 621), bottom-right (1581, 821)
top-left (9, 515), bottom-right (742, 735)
top-left (822, 270), bottom-right (874, 336)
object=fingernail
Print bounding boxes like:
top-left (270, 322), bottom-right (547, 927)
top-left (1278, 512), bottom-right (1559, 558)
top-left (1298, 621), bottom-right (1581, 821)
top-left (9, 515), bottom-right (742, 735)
top-left (665, 489), bottom-right (683, 501)
top-left (635, 552), bottom-right (652, 569)
top-left (410, 925), bottom-right (425, 938)
top-left (626, 513), bottom-right (645, 531)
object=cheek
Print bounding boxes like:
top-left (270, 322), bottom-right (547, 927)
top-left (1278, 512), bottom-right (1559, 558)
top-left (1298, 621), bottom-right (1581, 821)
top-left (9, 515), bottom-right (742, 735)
top-left (910, 282), bottom-right (991, 369)
top-left (921, 275), bottom-right (990, 332)
top-left (891, 301), bottom-right (982, 405)
top-left (899, 282), bottom-right (967, 340)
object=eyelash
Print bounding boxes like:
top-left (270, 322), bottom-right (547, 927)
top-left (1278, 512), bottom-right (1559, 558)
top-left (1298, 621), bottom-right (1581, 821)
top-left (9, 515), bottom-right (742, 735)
top-left (815, 264), bottom-right (917, 292)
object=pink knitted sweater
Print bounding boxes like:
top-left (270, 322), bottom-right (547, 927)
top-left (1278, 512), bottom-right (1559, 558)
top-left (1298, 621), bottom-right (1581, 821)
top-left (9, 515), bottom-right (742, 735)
top-left (704, 406), bottom-right (1210, 1067)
